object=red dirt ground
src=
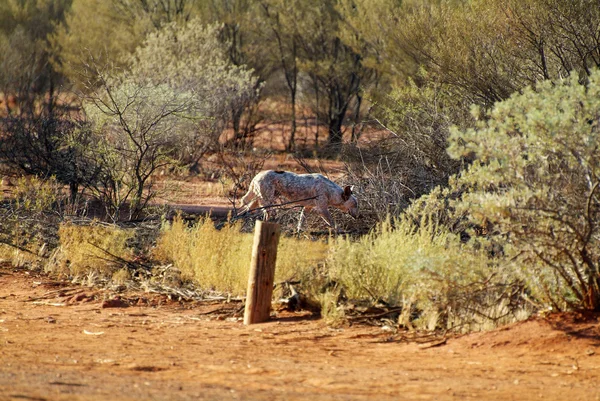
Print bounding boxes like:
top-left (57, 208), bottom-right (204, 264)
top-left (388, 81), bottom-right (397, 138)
top-left (1, 267), bottom-right (599, 401)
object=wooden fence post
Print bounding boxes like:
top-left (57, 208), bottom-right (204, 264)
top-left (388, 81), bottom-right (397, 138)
top-left (244, 220), bottom-right (281, 325)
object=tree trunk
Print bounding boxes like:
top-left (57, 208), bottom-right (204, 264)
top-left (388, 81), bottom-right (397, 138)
top-left (327, 88), bottom-right (349, 152)
top-left (351, 92), bottom-right (362, 143)
top-left (286, 40), bottom-right (298, 152)
top-left (287, 88), bottom-right (297, 151)
top-left (231, 106), bottom-right (244, 148)
top-left (328, 113), bottom-right (344, 150)
top-left (69, 182), bottom-right (77, 203)
top-left (314, 73), bottom-right (319, 150)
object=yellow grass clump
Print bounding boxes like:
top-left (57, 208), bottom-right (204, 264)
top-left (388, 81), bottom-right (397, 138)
top-left (0, 176), bottom-right (64, 268)
top-left (12, 176), bottom-right (61, 212)
top-left (326, 216), bottom-right (528, 331)
top-left (46, 223), bottom-right (134, 278)
top-left (0, 244), bottom-right (43, 268)
top-left (154, 216), bottom-right (329, 296)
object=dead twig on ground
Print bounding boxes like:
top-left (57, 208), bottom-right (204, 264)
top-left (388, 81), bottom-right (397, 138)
top-left (347, 308), bottom-right (404, 322)
top-left (0, 239), bottom-right (48, 258)
top-left (379, 330), bottom-right (448, 346)
top-left (26, 287), bottom-right (84, 302)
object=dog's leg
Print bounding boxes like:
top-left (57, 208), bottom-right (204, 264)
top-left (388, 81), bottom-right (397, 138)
top-left (297, 208), bottom-right (305, 232)
top-left (317, 208), bottom-right (337, 232)
top-left (244, 199), bottom-right (260, 214)
top-left (239, 195), bottom-right (257, 216)
top-left (263, 206), bottom-right (274, 221)
top-left (239, 182), bottom-right (257, 213)
top-left (260, 200), bottom-right (275, 221)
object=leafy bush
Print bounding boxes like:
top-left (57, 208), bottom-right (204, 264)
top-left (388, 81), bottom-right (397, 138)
top-left (83, 79), bottom-right (201, 220)
top-left (376, 70), bottom-right (468, 190)
top-left (81, 20), bottom-right (261, 220)
top-left (154, 216), bottom-right (329, 296)
top-left (129, 20), bottom-right (261, 151)
top-left (327, 216), bottom-right (528, 331)
top-left (0, 113), bottom-right (96, 204)
top-left (449, 70), bottom-right (600, 311)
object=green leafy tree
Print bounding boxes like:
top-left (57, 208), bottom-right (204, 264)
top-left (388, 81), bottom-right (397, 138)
top-left (507, 0), bottom-right (600, 80)
top-left (197, 0), bottom-right (252, 66)
top-left (130, 20), bottom-right (260, 159)
top-left (296, 0), bottom-right (374, 152)
top-left (449, 71), bottom-right (600, 311)
top-left (113, 0), bottom-right (199, 29)
top-left (82, 20), bottom-right (260, 220)
top-left (336, 0), bottom-right (403, 141)
top-left (373, 0), bottom-right (600, 110)
top-left (50, 0), bottom-right (147, 89)
top-left (258, 0), bottom-right (301, 151)
top-left (83, 71), bottom-right (200, 220)
top-left (0, 0), bottom-right (71, 114)
top-left (196, 0), bottom-right (267, 145)
top-left (391, 1), bottom-right (525, 109)
top-left (51, 0), bottom-right (203, 89)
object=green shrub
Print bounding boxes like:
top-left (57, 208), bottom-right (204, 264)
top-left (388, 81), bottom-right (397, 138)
top-left (327, 216), bottom-right (528, 331)
top-left (449, 70), bottom-right (600, 311)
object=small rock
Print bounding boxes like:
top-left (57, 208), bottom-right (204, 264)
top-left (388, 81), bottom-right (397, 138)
top-left (101, 297), bottom-right (129, 308)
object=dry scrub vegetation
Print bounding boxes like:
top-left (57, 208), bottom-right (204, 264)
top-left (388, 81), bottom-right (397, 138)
top-left (154, 216), bottom-right (329, 296)
top-left (4, 70), bottom-right (595, 333)
top-left (1, 0), bottom-right (600, 334)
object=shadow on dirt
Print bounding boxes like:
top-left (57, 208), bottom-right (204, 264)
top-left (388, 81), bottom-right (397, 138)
top-left (272, 311), bottom-right (320, 323)
top-left (546, 311), bottom-right (600, 346)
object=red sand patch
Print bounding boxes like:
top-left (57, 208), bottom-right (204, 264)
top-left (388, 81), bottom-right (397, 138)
top-left (1, 267), bottom-right (599, 401)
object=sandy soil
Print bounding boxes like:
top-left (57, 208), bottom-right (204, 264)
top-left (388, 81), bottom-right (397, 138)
top-left (1, 267), bottom-right (599, 401)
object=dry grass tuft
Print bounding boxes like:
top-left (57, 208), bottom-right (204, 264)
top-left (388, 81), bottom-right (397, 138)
top-left (46, 223), bottom-right (134, 278)
top-left (154, 216), bottom-right (329, 296)
top-left (326, 215), bottom-right (531, 331)
top-left (0, 176), bottom-right (66, 268)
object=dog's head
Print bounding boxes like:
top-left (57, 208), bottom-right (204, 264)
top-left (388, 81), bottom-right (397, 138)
top-left (340, 185), bottom-right (359, 219)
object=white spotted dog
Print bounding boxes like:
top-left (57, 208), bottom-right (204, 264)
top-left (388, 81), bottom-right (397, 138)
top-left (240, 170), bottom-right (359, 232)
